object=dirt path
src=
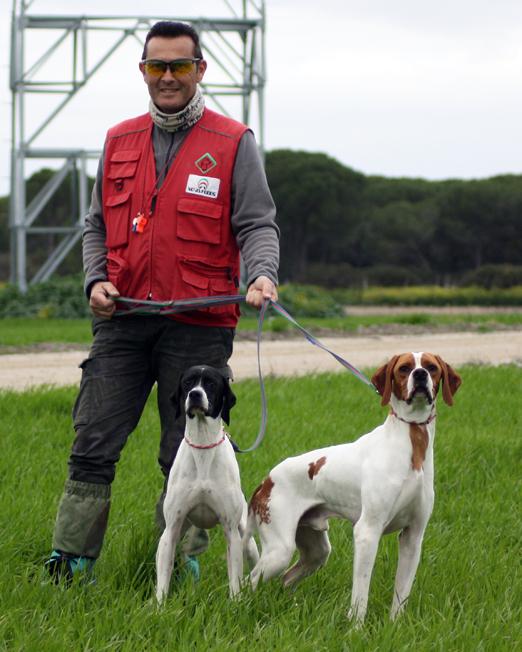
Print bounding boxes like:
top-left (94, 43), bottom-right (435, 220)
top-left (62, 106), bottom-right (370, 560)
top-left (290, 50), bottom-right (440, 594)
top-left (1, 330), bottom-right (520, 392)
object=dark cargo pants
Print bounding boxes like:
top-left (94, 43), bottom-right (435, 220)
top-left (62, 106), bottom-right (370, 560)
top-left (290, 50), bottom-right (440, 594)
top-left (52, 315), bottom-right (234, 559)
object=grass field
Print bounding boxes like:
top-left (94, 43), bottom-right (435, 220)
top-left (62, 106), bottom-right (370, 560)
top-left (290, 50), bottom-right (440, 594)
top-left (0, 366), bottom-right (520, 650)
top-left (1, 311), bottom-right (522, 348)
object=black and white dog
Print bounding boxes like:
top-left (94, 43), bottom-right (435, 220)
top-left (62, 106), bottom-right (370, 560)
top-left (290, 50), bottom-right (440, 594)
top-left (156, 365), bottom-right (259, 603)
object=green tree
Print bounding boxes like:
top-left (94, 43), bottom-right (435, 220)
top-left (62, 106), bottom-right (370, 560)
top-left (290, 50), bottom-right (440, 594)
top-left (266, 150), bottom-right (365, 281)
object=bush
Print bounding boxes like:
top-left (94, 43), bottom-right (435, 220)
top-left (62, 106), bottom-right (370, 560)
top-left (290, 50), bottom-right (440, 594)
top-left (276, 284), bottom-right (344, 317)
top-left (299, 263), bottom-right (434, 288)
top-left (460, 264), bottom-right (522, 289)
top-left (352, 285), bottom-right (522, 306)
top-left (242, 284), bottom-right (344, 318)
top-left (0, 275), bottom-right (89, 318)
top-left (3, 277), bottom-right (521, 320)
top-left (361, 265), bottom-right (433, 287)
top-left (299, 263), bottom-right (360, 288)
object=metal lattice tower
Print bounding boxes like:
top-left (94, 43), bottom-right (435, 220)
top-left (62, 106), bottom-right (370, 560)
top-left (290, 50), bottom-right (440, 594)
top-left (9, 1), bottom-right (266, 290)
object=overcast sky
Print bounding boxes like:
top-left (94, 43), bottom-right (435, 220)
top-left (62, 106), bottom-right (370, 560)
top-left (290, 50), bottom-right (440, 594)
top-left (1, 0), bottom-right (522, 196)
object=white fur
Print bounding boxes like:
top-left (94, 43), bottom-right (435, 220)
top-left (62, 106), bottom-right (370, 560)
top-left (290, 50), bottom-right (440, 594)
top-left (246, 352), bottom-right (460, 623)
top-left (156, 383), bottom-right (258, 603)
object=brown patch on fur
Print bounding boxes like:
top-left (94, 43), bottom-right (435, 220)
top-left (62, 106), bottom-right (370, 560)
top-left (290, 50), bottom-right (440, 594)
top-left (250, 476), bottom-right (275, 524)
top-left (433, 354), bottom-right (462, 405)
top-left (371, 355), bottom-right (400, 406)
top-left (409, 424), bottom-right (429, 471)
top-left (308, 456), bottom-right (327, 480)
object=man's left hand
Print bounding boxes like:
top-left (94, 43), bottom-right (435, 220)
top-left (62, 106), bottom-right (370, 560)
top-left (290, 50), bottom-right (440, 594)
top-left (246, 275), bottom-right (278, 309)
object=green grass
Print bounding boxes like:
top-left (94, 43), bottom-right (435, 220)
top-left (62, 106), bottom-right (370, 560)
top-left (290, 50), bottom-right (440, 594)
top-left (1, 367), bottom-right (521, 650)
top-left (240, 311), bottom-right (522, 334)
top-left (0, 318), bottom-right (93, 347)
top-left (2, 311), bottom-right (522, 348)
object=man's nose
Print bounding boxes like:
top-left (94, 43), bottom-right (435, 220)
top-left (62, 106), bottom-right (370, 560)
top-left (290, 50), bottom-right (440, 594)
top-left (161, 67), bottom-right (176, 81)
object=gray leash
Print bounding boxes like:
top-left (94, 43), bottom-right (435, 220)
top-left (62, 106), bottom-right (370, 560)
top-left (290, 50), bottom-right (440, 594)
top-left (115, 294), bottom-right (377, 452)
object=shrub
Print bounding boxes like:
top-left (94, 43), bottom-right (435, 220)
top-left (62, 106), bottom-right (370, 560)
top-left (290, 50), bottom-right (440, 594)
top-left (460, 264), bottom-right (522, 289)
top-left (0, 275), bottom-right (89, 318)
top-left (277, 284), bottom-right (344, 317)
top-left (242, 284), bottom-right (344, 318)
top-left (361, 265), bottom-right (433, 287)
top-left (299, 263), bottom-right (360, 288)
top-left (354, 285), bottom-right (522, 306)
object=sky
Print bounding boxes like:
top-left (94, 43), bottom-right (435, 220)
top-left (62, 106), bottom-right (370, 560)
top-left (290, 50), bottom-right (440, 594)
top-left (1, 0), bottom-right (522, 197)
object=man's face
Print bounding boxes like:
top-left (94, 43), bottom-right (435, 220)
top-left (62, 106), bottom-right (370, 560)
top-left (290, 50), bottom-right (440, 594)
top-left (139, 35), bottom-right (207, 114)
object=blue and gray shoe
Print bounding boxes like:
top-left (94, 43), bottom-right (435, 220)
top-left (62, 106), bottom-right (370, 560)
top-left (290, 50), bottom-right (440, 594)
top-left (174, 554), bottom-right (200, 584)
top-left (182, 554), bottom-right (200, 582)
top-left (44, 549), bottom-right (96, 586)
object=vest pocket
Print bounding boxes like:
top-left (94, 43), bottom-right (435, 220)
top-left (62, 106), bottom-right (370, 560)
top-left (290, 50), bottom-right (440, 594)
top-left (107, 149), bottom-right (141, 180)
top-left (177, 198), bottom-right (223, 245)
top-left (106, 253), bottom-right (130, 290)
top-left (104, 191), bottom-right (131, 248)
top-left (179, 258), bottom-right (237, 312)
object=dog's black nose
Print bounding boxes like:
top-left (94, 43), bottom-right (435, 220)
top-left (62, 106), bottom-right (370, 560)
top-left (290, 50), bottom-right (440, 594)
top-left (413, 368), bottom-right (428, 383)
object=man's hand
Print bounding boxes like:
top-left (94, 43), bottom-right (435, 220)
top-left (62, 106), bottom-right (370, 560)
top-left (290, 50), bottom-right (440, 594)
top-left (246, 275), bottom-right (278, 309)
top-left (89, 281), bottom-right (120, 318)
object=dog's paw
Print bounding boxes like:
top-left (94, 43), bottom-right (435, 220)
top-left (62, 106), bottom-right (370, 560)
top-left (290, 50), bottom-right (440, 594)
top-left (347, 607), bottom-right (365, 629)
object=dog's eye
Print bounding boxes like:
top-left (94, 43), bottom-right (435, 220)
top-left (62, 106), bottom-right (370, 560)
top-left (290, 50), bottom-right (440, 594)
top-left (399, 365), bottom-right (411, 373)
top-left (426, 364), bottom-right (438, 373)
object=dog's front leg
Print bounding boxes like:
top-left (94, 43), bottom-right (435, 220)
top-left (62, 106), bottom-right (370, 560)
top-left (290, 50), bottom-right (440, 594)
top-left (156, 518), bottom-right (184, 605)
top-left (348, 519), bottom-right (383, 624)
top-left (390, 523), bottom-right (426, 619)
top-left (223, 522), bottom-right (243, 598)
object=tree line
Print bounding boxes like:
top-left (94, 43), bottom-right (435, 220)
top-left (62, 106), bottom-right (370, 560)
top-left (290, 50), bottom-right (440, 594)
top-left (266, 150), bottom-right (522, 288)
top-left (1, 150), bottom-right (521, 287)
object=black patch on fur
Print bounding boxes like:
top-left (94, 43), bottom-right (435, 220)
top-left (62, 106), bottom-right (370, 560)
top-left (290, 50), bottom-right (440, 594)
top-left (170, 365), bottom-right (236, 424)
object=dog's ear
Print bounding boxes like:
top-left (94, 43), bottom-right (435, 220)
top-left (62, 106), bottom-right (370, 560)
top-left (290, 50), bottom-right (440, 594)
top-left (170, 377), bottom-right (185, 420)
top-left (435, 355), bottom-right (462, 406)
top-left (371, 355), bottom-right (399, 406)
top-left (220, 379), bottom-right (237, 425)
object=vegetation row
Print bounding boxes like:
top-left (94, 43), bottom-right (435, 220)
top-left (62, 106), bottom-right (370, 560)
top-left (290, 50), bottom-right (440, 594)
top-left (1, 151), bottom-right (521, 285)
top-left (1, 277), bottom-right (522, 320)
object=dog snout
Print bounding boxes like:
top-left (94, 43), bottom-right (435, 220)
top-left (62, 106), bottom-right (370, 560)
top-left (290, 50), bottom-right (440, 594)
top-left (187, 388), bottom-right (206, 407)
top-left (412, 368), bottom-right (428, 384)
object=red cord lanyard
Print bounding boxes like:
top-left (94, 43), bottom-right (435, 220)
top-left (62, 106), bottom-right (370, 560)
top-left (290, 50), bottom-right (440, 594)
top-left (132, 132), bottom-right (177, 234)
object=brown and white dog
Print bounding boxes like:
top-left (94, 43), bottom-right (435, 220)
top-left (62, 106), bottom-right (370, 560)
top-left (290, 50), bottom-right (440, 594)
top-left (245, 352), bottom-right (461, 623)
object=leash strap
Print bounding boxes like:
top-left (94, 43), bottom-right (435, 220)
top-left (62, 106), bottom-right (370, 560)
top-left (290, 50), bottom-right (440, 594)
top-left (113, 294), bottom-right (377, 452)
top-left (114, 294), bottom-right (246, 316)
top-left (234, 299), bottom-right (270, 452)
top-left (270, 301), bottom-right (377, 390)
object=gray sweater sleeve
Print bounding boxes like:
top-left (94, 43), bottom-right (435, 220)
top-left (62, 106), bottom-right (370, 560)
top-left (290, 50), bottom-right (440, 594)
top-left (231, 130), bottom-right (279, 287)
top-left (82, 150), bottom-right (108, 297)
top-left (82, 127), bottom-right (279, 297)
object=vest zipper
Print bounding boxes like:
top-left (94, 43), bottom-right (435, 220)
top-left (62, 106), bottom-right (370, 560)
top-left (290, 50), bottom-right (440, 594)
top-left (149, 134), bottom-right (175, 302)
top-left (147, 189), bottom-right (158, 301)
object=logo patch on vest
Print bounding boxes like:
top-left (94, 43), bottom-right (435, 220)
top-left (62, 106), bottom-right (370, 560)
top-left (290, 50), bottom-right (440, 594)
top-left (186, 174), bottom-right (221, 199)
top-left (195, 153), bottom-right (217, 174)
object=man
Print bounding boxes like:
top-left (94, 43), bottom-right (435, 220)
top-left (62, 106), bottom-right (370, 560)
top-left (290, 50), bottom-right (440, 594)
top-left (45, 20), bottom-right (279, 583)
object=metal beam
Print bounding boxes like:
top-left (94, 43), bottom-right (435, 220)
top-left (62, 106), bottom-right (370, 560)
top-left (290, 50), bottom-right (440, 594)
top-left (9, 1), bottom-right (266, 289)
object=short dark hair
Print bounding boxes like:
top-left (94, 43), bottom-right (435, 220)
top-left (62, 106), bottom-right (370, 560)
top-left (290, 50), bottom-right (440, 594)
top-left (141, 21), bottom-right (203, 60)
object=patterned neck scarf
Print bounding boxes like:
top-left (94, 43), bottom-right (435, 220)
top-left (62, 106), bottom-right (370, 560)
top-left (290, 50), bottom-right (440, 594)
top-left (149, 87), bottom-right (205, 132)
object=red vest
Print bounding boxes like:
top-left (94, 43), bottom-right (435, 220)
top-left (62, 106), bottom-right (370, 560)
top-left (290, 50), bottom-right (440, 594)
top-left (101, 108), bottom-right (248, 327)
